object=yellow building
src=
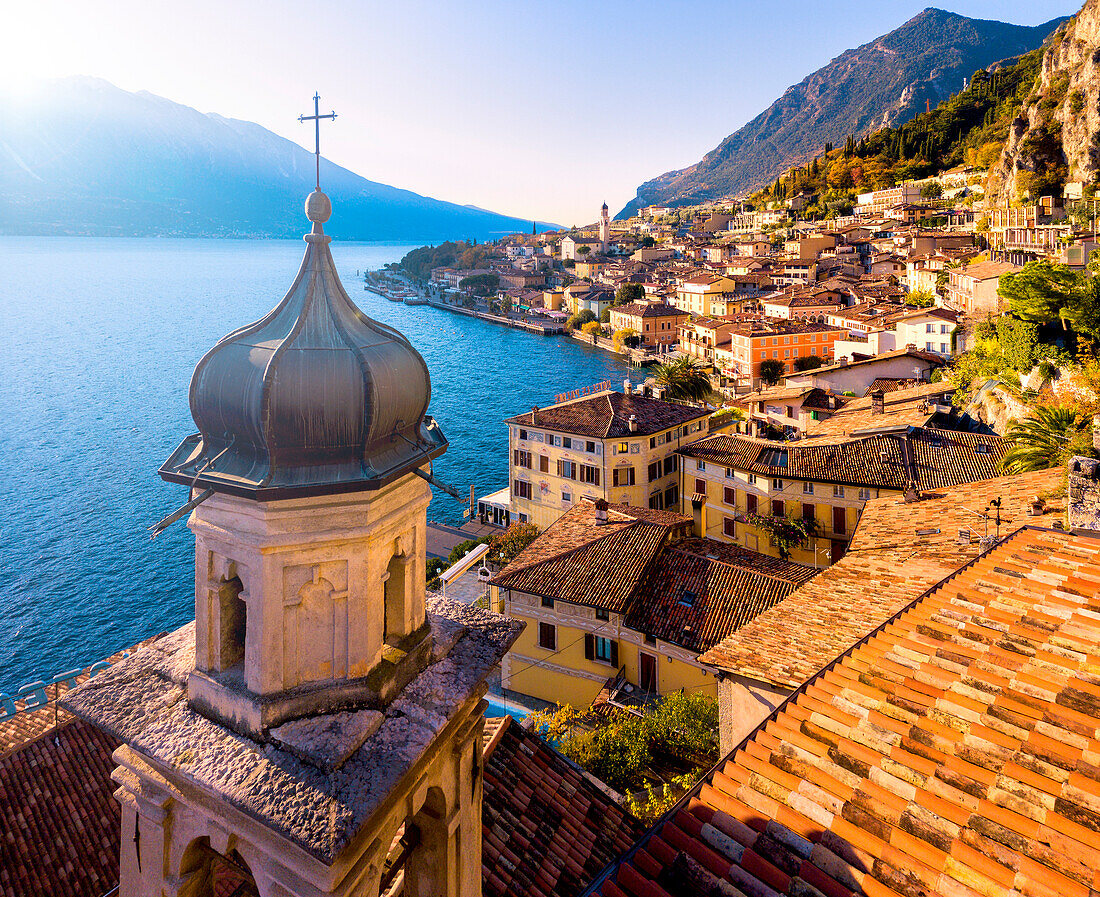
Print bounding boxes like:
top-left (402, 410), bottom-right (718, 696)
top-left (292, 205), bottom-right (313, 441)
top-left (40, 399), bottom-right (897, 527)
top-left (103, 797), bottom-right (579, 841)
top-left (674, 273), bottom-right (738, 316)
top-left (504, 389), bottom-right (710, 530)
top-left (679, 424), bottom-right (1007, 567)
top-left (492, 500), bottom-right (816, 708)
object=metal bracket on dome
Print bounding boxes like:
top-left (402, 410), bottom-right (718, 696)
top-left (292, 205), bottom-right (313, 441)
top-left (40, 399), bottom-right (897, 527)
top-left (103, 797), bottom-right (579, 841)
top-left (149, 488), bottom-right (215, 539)
top-left (413, 466), bottom-right (465, 503)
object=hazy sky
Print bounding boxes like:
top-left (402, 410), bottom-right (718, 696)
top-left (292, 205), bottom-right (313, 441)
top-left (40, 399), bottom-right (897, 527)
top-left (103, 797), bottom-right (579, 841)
top-left (3, 1), bottom-right (1074, 224)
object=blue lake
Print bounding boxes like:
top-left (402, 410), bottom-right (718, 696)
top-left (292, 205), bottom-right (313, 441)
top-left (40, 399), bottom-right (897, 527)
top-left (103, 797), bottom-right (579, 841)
top-left (0, 236), bottom-right (633, 689)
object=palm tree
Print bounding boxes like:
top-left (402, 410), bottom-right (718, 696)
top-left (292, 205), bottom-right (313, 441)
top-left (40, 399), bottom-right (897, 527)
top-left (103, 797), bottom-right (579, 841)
top-left (653, 357), bottom-right (712, 403)
top-left (1000, 405), bottom-right (1084, 474)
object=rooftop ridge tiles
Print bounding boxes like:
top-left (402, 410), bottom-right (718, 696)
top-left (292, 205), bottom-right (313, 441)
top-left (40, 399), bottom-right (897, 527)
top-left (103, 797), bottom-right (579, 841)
top-left (584, 525), bottom-right (1093, 897)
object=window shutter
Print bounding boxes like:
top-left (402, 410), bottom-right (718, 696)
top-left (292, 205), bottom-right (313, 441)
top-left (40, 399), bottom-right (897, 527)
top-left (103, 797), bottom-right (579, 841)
top-left (609, 639), bottom-right (619, 668)
top-left (556, 459), bottom-right (563, 477)
top-left (593, 468), bottom-right (600, 486)
top-left (584, 633), bottom-right (595, 661)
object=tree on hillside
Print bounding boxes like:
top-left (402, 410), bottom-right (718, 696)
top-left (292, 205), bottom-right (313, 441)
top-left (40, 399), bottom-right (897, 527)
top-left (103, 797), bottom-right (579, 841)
top-left (1001, 405), bottom-right (1089, 474)
top-left (999, 261), bottom-right (1080, 328)
top-left (614, 283), bottom-right (645, 306)
top-left (759, 358), bottom-right (785, 386)
top-left (653, 357), bottom-right (712, 402)
top-left (905, 288), bottom-right (936, 307)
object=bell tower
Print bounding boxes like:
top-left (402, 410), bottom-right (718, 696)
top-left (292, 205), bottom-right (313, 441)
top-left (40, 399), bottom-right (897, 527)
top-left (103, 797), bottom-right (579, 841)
top-left (63, 98), bottom-right (522, 897)
top-left (599, 201), bottom-right (610, 252)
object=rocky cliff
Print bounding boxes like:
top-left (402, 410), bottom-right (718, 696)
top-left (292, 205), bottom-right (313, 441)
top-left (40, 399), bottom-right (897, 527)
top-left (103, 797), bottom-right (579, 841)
top-left (619, 9), bottom-right (1065, 218)
top-left (988, 0), bottom-right (1100, 202)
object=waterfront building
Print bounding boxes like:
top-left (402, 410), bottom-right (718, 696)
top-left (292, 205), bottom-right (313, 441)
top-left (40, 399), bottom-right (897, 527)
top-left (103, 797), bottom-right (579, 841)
top-left (714, 319), bottom-right (845, 389)
top-left (61, 187), bottom-right (521, 897)
top-left (607, 301), bottom-right (687, 350)
top-left (678, 420), bottom-right (1005, 567)
top-left (563, 281), bottom-right (614, 317)
top-left (492, 500), bottom-right (816, 709)
top-left (504, 389), bottom-right (710, 530)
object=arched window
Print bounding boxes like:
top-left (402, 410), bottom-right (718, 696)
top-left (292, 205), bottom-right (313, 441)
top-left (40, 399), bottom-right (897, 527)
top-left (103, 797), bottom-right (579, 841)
top-left (180, 838), bottom-right (258, 897)
top-left (384, 554), bottom-right (409, 646)
top-left (215, 572), bottom-right (246, 671)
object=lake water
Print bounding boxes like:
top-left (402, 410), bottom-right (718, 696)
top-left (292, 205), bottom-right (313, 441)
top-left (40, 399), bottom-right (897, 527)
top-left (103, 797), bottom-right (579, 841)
top-left (0, 236), bottom-right (633, 689)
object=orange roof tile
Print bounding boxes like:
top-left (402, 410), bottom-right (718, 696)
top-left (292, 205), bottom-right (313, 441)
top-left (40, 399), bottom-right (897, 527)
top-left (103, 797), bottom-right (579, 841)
top-left (586, 526), bottom-right (1100, 897)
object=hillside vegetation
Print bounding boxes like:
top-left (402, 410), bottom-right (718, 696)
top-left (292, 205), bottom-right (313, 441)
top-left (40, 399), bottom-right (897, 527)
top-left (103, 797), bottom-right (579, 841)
top-left (619, 9), bottom-right (1065, 216)
top-left (751, 48), bottom-right (1047, 217)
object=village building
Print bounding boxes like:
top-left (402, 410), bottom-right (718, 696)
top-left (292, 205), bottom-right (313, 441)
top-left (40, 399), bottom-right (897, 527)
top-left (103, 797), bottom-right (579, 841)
top-left (607, 302), bottom-right (688, 350)
top-left (783, 346), bottom-right (947, 395)
top-left (678, 412), bottom-right (1005, 567)
top-left (714, 319), bottom-right (846, 389)
top-left (504, 390), bottom-right (710, 529)
top-left (492, 500), bottom-right (816, 709)
top-left (944, 259), bottom-right (1022, 315)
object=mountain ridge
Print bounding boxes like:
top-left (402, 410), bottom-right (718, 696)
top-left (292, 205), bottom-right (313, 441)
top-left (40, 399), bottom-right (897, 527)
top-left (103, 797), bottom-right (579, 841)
top-left (0, 77), bottom-right (556, 240)
top-left (618, 8), bottom-right (1068, 217)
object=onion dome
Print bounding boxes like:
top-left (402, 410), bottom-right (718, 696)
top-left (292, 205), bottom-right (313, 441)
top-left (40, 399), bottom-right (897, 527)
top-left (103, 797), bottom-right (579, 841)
top-left (160, 191), bottom-right (447, 499)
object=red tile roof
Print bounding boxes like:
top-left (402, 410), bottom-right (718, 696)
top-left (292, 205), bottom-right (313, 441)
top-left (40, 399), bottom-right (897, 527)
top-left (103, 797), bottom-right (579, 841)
top-left (588, 526), bottom-right (1100, 897)
top-left (0, 720), bottom-right (120, 897)
top-left (698, 469), bottom-right (1065, 689)
top-left (482, 717), bottom-right (646, 897)
top-left (506, 392), bottom-right (709, 439)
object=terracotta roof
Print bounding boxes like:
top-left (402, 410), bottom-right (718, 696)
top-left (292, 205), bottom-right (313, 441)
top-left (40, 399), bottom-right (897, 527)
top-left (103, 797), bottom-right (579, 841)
top-left (493, 501), bottom-right (691, 613)
top-left (801, 382), bottom-right (952, 437)
top-left (868, 377), bottom-right (925, 394)
top-left (957, 260), bottom-right (1021, 281)
top-left (789, 347), bottom-right (947, 376)
top-left (494, 502), bottom-right (813, 653)
top-left (678, 427), bottom-right (1005, 492)
top-left (589, 525), bottom-right (1100, 897)
top-left (610, 303), bottom-right (687, 318)
top-left (0, 719), bottom-right (120, 897)
top-left (506, 392), bottom-right (709, 439)
top-left (698, 468), bottom-right (1065, 688)
top-left (482, 716), bottom-right (646, 897)
top-left (624, 539), bottom-right (817, 653)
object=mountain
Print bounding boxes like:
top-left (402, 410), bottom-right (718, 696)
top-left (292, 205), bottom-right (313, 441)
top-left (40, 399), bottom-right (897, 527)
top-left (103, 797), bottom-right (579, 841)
top-left (0, 78), bottom-right (555, 240)
top-left (619, 8), bottom-right (1067, 217)
top-left (988, 0), bottom-right (1096, 203)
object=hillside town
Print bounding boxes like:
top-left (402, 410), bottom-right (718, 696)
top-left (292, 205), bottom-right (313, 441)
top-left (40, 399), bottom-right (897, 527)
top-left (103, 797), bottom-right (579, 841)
top-left (8, 3), bottom-right (1100, 897)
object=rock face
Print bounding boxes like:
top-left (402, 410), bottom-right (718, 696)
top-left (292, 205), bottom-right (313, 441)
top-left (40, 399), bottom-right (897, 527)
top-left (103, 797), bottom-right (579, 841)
top-left (988, 0), bottom-right (1100, 203)
top-left (619, 8), bottom-right (1065, 217)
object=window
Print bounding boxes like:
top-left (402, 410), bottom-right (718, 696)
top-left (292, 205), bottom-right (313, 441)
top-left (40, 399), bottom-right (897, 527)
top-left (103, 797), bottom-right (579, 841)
top-left (940, 343), bottom-right (948, 353)
top-left (663, 455), bottom-right (676, 476)
top-left (858, 487), bottom-right (873, 500)
top-left (594, 637), bottom-right (614, 662)
top-left (585, 634), bottom-right (618, 665)
top-left (786, 405), bottom-right (795, 418)
top-left (746, 493), bottom-right (758, 514)
top-left (748, 473), bottom-right (757, 485)
top-left (724, 516), bottom-right (737, 537)
top-left (723, 486), bottom-right (736, 505)
top-left (802, 482), bottom-right (814, 495)
top-left (513, 480), bottom-right (532, 499)
top-left (513, 449), bottom-right (532, 469)
top-left (579, 464), bottom-right (600, 485)
top-left (539, 454), bottom-right (550, 473)
top-left (618, 442), bottom-right (629, 454)
top-left (648, 461), bottom-right (661, 482)
top-left (696, 460), bottom-right (706, 471)
top-left (772, 499), bottom-right (785, 517)
top-left (586, 441), bottom-right (596, 453)
top-left (926, 323), bottom-right (935, 333)
top-left (802, 502), bottom-right (815, 523)
top-left (664, 484), bottom-right (679, 507)
top-left (519, 428), bottom-right (528, 440)
top-left (595, 608), bottom-right (609, 621)
top-left (941, 324), bottom-right (949, 334)
top-left (772, 478), bottom-right (783, 490)
top-left (725, 467), bottom-right (736, 479)
top-left (644, 634), bottom-right (657, 646)
top-left (926, 342), bottom-right (934, 351)
top-left (695, 478), bottom-right (707, 495)
top-left (538, 622), bottom-right (556, 650)
top-left (833, 485), bottom-right (845, 497)
top-left (649, 492), bottom-right (663, 510)
top-left (562, 491), bottom-right (572, 504)
top-left (562, 436), bottom-right (572, 449)
top-left (541, 596), bottom-right (554, 608)
top-left (833, 506), bottom-right (847, 536)
top-left (557, 459), bottom-right (578, 480)
top-left (613, 467), bottom-right (636, 487)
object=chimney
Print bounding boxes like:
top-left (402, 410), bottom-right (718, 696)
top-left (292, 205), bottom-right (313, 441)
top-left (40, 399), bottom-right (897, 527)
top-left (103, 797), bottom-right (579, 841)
top-left (903, 481), bottom-right (920, 503)
top-left (870, 390), bottom-right (885, 415)
top-left (530, 406), bottom-right (539, 424)
top-left (594, 498), bottom-right (609, 525)
top-left (628, 414), bottom-right (638, 433)
top-left (623, 378), bottom-right (632, 394)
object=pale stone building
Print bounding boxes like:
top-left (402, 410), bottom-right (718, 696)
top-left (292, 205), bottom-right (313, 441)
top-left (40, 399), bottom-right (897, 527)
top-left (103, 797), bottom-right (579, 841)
top-left (63, 189), bottom-right (521, 897)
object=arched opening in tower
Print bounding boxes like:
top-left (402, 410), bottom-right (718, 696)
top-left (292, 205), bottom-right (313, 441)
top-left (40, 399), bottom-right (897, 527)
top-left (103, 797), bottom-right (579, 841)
top-left (383, 554), bottom-right (408, 646)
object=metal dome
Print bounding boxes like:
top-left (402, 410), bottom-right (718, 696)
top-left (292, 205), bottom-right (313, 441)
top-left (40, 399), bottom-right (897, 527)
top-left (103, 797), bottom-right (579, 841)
top-left (159, 192), bottom-right (447, 499)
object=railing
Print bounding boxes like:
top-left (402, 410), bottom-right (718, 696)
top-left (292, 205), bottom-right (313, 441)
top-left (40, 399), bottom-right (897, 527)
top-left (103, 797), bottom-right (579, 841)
top-left (1, 656), bottom-right (123, 722)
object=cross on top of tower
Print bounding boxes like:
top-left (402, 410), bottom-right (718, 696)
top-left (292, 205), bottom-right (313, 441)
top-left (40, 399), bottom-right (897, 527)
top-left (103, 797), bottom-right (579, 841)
top-left (299, 92), bottom-right (337, 191)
